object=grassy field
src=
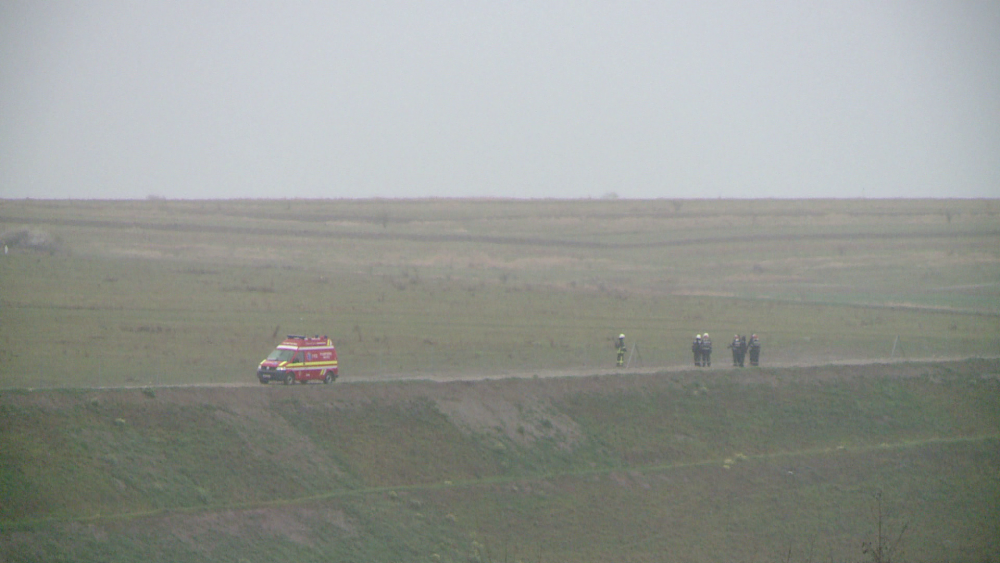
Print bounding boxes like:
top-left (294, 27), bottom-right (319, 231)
top-left (0, 198), bottom-right (997, 388)
top-left (1, 360), bottom-right (998, 562)
top-left (1, 198), bottom-right (998, 562)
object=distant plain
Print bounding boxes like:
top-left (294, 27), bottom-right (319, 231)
top-left (1, 198), bottom-right (997, 387)
top-left (1, 198), bottom-right (998, 562)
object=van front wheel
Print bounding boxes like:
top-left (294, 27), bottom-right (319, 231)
top-left (323, 371), bottom-right (334, 384)
top-left (284, 373), bottom-right (295, 385)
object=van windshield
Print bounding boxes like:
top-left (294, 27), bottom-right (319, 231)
top-left (266, 349), bottom-right (295, 362)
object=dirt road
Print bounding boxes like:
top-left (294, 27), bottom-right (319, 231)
top-left (36, 355), bottom-right (996, 393)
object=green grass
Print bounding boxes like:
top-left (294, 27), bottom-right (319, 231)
top-left (1, 198), bottom-right (999, 561)
top-left (1, 360), bottom-right (998, 562)
top-left (1, 198), bottom-right (998, 388)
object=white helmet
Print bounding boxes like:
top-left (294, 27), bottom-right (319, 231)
top-left (696, 334), bottom-right (701, 339)
top-left (703, 333), bottom-right (709, 338)
top-left (619, 333), bottom-right (625, 339)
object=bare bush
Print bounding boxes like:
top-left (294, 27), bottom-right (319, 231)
top-left (860, 491), bottom-right (908, 563)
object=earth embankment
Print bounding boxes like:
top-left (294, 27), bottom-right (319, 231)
top-left (2, 358), bottom-right (998, 562)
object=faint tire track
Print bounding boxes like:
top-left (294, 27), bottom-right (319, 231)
top-left (2, 215), bottom-right (997, 250)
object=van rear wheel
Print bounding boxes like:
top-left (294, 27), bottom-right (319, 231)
top-left (284, 372), bottom-right (295, 385)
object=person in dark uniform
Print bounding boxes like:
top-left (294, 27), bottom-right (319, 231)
top-left (729, 334), bottom-right (741, 366)
top-left (616, 333), bottom-right (627, 367)
top-left (700, 333), bottom-right (712, 367)
top-left (738, 335), bottom-right (747, 367)
top-left (692, 334), bottom-right (702, 367)
top-left (748, 334), bottom-right (761, 366)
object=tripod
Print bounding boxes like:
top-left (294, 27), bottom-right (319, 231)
top-left (625, 343), bottom-right (643, 369)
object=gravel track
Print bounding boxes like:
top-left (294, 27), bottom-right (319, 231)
top-left (18, 355), bottom-right (995, 392)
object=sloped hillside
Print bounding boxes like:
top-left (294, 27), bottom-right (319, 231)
top-left (2, 359), bottom-right (999, 562)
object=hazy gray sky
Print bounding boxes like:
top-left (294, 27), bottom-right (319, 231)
top-left (2, 1), bottom-right (998, 200)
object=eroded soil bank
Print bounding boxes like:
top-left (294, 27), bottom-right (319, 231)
top-left (2, 358), bottom-right (998, 563)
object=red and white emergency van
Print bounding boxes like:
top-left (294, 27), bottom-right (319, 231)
top-left (257, 335), bottom-right (339, 385)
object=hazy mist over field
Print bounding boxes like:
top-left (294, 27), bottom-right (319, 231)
top-left (2, 1), bottom-right (998, 200)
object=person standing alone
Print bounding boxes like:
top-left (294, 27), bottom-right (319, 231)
top-left (616, 334), bottom-right (627, 367)
top-left (729, 334), bottom-right (741, 366)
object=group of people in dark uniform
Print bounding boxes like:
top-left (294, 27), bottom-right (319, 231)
top-left (692, 333), bottom-right (712, 367)
top-left (612, 332), bottom-right (761, 368)
top-left (692, 333), bottom-right (761, 367)
top-left (727, 333), bottom-right (761, 367)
